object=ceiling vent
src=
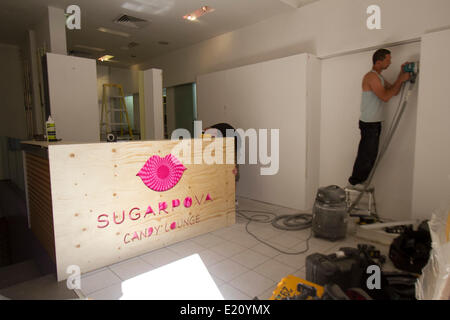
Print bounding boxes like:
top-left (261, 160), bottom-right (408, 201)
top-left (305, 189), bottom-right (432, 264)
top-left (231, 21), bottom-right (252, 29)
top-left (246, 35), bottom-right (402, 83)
top-left (113, 14), bottom-right (150, 29)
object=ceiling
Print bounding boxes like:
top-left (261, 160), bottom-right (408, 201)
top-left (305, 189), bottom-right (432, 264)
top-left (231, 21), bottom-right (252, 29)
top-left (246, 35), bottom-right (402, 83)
top-left (0, 0), bottom-right (319, 68)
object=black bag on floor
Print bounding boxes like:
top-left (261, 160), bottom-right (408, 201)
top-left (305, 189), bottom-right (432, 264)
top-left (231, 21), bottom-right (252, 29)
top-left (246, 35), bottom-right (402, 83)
top-left (388, 225), bottom-right (431, 274)
top-left (305, 245), bottom-right (397, 300)
top-left (381, 272), bottom-right (417, 300)
top-left (306, 247), bottom-right (371, 290)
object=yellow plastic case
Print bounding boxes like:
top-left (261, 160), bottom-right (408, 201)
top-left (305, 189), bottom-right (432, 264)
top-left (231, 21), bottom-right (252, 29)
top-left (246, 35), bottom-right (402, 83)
top-left (270, 275), bottom-right (324, 300)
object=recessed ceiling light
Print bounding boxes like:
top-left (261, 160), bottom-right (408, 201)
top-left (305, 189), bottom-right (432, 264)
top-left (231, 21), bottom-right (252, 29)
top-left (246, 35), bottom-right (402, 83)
top-left (97, 27), bottom-right (130, 38)
top-left (98, 55), bottom-right (114, 62)
top-left (74, 45), bottom-right (106, 52)
top-left (183, 5), bottom-right (215, 21)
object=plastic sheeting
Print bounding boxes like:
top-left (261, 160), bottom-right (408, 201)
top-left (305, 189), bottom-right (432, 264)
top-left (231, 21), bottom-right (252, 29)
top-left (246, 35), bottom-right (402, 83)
top-left (416, 203), bottom-right (450, 299)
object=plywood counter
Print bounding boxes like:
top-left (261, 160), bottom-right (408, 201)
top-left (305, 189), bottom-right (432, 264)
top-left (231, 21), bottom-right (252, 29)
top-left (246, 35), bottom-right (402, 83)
top-left (21, 139), bottom-right (235, 281)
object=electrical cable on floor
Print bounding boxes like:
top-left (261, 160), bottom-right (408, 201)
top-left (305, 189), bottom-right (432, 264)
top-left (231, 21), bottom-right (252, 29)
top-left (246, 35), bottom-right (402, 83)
top-left (236, 207), bottom-right (314, 255)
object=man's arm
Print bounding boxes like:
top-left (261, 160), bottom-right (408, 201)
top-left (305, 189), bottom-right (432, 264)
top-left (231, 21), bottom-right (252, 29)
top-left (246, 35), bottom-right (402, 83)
top-left (385, 79), bottom-right (407, 96)
top-left (384, 74), bottom-right (406, 97)
top-left (369, 70), bottom-right (410, 102)
top-left (384, 79), bottom-right (393, 90)
top-left (382, 62), bottom-right (412, 98)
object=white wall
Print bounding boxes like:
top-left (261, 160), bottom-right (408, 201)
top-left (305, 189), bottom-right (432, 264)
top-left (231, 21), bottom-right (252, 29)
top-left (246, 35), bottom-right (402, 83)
top-left (96, 65), bottom-right (139, 99)
top-left (96, 65), bottom-right (139, 110)
top-left (46, 53), bottom-right (99, 142)
top-left (96, 64), bottom-right (109, 102)
top-left (137, 0), bottom-right (450, 88)
top-left (412, 29), bottom-right (450, 220)
top-left (320, 42), bottom-right (420, 221)
top-left (110, 67), bottom-right (139, 96)
top-left (197, 53), bottom-right (321, 210)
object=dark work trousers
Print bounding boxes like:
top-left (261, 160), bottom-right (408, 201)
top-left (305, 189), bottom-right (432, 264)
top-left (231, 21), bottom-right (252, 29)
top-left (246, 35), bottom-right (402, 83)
top-left (348, 121), bottom-right (382, 185)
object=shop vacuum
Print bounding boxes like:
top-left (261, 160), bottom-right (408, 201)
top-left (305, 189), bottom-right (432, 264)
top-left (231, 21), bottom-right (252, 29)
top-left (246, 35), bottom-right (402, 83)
top-left (312, 185), bottom-right (348, 241)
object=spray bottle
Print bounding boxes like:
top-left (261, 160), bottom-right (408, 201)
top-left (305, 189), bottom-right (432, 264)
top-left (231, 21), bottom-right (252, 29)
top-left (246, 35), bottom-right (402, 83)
top-left (46, 115), bottom-right (57, 142)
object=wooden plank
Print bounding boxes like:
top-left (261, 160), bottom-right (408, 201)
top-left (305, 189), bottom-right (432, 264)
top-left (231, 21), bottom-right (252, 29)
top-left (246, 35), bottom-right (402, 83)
top-left (27, 192), bottom-right (53, 228)
top-left (26, 168), bottom-right (51, 189)
top-left (355, 227), bottom-right (398, 246)
top-left (29, 209), bottom-right (56, 262)
top-left (27, 168), bottom-right (50, 182)
top-left (48, 138), bottom-right (235, 281)
top-left (24, 153), bottom-right (56, 263)
top-left (359, 220), bottom-right (418, 230)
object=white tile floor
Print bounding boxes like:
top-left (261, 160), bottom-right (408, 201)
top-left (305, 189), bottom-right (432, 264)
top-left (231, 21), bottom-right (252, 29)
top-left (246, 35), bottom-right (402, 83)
top-left (78, 197), bottom-right (395, 300)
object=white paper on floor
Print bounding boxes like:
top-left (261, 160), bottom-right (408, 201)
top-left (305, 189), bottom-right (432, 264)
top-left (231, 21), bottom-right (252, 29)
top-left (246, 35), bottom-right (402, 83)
top-left (118, 253), bottom-right (224, 300)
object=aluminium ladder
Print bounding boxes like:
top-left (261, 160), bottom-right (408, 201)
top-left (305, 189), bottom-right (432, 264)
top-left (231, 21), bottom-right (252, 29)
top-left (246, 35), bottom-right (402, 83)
top-left (100, 83), bottom-right (134, 141)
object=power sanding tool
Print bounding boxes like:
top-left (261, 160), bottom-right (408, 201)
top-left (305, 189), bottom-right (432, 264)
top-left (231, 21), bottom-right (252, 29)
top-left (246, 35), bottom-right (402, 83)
top-left (403, 62), bottom-right (419, 83)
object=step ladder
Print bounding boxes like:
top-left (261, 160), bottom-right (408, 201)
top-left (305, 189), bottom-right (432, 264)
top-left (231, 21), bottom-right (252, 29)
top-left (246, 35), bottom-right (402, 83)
top-left (345, 186), bottom-right (378, 219)
top-left (100, 83), bottom-right (134, 141)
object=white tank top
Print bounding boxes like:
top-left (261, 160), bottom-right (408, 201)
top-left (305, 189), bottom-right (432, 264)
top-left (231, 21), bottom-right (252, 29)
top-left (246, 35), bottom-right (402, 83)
top-left (360, 70), bottom-right (385, 122)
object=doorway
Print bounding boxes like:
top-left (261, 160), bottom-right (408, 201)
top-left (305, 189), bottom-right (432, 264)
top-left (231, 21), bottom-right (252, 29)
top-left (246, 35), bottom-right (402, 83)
top-left (164, 83), bottom-right (197, 138)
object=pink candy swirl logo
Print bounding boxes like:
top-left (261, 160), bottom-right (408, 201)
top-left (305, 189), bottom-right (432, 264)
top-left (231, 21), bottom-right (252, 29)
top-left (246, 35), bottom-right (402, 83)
top-left (137, 154), bottom-right (187, 192)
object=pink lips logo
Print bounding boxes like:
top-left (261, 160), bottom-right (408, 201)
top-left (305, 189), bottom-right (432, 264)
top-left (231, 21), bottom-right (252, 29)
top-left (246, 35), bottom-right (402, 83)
top-left (137, 154), bottom-right (187, 192)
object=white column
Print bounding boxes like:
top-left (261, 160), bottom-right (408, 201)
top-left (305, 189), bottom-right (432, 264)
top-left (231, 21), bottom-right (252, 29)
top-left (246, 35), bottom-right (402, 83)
top-left (48, 6), bottom-right (67, 55)
top-left (143, 69), bottom-right (164, 140)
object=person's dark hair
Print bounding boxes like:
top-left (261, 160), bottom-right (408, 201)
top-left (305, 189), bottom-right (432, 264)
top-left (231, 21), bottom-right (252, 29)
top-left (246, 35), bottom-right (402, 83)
top-left (208, 123), bottom-right (240, 159)
top-left (372, 49), bottom-right (391, 65)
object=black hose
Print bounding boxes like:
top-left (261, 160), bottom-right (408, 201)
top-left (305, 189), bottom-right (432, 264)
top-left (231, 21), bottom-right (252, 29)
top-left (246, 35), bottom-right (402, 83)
top-left (237, 208), bottom-right (313, 255)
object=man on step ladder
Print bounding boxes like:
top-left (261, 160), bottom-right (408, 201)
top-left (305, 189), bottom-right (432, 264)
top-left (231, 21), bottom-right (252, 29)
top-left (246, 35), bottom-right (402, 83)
top-left (346, 49), bottom-right (412, 219)
top-left (348, 49), bottom-right (410, 190)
